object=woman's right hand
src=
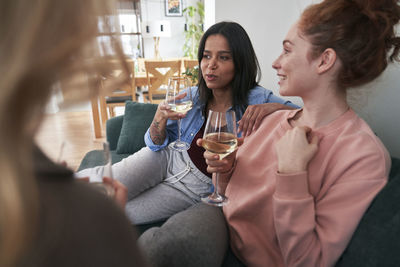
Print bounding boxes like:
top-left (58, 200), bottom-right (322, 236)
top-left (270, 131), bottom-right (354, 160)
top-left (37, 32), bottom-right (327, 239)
top-left (150, 99), bottom-right (187, 145)
top-left (156, 101), bottom-right (185, 121)
top-left (275, 126), bottom-right (319, 174)
top-left (157, 92), bottom-right (188, 121)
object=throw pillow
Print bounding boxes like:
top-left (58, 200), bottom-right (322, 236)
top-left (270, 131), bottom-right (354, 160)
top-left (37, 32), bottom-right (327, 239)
top-left (116, 101), bottom-right (158, 154)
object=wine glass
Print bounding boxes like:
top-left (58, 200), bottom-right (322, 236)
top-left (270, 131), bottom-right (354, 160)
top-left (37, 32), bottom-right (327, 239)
top-left (90, 142), bottom-right (115, 197)
top-left (166, 76), bottom-right (193, 152)
top-left (201, 110), bottom-right (237, 206)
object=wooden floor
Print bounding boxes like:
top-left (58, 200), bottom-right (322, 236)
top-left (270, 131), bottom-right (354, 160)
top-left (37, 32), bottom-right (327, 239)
top-left (35, 110), bottom-right (106, 171)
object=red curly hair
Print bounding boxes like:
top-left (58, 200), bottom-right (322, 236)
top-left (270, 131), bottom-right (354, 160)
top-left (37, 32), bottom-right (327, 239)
top-left (299, 0), bottom-right (400, 88)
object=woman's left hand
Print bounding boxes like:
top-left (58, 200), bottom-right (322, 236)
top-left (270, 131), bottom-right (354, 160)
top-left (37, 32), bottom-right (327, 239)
top-left (238, 103), bottom-right (292, 137)
top-left (196, 137), bottom-right (244, 174)
top-left (275, 126), bottom-right (319, 174)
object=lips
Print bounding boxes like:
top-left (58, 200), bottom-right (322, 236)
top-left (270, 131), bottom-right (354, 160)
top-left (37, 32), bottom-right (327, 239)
top-left (205, 74), bottom-right (218, 81)
top-left (278, 74), bottom-right (287, 80)
top-left (277, 74), bottom-right (287, 85)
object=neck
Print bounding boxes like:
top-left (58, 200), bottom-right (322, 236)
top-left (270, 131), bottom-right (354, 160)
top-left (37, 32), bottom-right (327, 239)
top-left (208, 88), bottom-right (232, 112)
top-left (293, 85), bottom-right (349, 129)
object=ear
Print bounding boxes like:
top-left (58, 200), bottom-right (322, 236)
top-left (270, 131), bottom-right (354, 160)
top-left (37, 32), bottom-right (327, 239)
top-left (316, 48), bottom-right (337, 74)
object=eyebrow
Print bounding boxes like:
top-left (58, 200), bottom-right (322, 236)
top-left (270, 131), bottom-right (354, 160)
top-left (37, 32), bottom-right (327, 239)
top-left (203, 50), bottom-right (231, 54)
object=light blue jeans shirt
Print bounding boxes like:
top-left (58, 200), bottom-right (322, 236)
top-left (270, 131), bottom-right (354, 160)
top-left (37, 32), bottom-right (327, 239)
top-left (144, 85), bottom-right (299, 151)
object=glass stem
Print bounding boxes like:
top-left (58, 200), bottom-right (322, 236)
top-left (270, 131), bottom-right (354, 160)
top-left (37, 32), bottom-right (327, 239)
top-left (213, 172), bottom-right (221, 196)
top-left (177, 118), bottom-right (182, 141)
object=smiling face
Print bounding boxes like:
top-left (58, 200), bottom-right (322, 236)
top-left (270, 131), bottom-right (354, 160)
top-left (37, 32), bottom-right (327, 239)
top-left (272, 23), bottom-right (319, 97)
top-left (200, 34), bottom-right (235, 92)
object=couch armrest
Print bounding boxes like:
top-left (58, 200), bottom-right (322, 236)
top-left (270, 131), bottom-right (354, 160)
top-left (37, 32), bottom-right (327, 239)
top-left (335, 156), bottom-right (400, 267)
top-left (106, 115), bottom-right (124, 151)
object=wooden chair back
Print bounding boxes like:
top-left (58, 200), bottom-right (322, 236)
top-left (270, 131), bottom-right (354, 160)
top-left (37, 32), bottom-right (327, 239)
top-left (99, 57), bottom-right (136, 125)
top-left (144, 59), bottom-right (182, 104)
top-left (183, 59), bottom-right (198, 71)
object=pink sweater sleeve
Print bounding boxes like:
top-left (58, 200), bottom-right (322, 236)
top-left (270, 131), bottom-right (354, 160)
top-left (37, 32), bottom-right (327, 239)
top-left (273, 170), bottom-right (387, 267)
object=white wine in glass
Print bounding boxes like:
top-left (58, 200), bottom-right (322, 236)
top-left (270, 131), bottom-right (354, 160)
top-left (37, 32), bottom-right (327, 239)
top-left (91, 142), bottom-right (115, 198)
top-left (202, 132), bottom-right (238, 160)
top-left (169, 100), bottom-right (193, 114)
top-left (166, 76), bottom-right (193, 152)
top-left (201, 110), bottom-right (237, 206)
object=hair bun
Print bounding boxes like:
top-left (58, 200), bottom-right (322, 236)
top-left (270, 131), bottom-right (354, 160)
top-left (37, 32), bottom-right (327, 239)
top-left (352, 0), bottom-right (400, 25)
top-left (300, 0), bottom-right (400, 87)
top-left (352, 0), bottom-right (400, 61)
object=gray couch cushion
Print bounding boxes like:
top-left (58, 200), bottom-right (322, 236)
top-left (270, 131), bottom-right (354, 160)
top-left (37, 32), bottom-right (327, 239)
top-left (335, 157), bottom-right (400, 267)
top-left (116, 101), bottom-right (157, 154)
top-left (77, 150), bottom-right (130, 171)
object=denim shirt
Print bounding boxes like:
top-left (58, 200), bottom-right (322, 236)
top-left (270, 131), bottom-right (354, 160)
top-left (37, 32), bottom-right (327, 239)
top-left (144, 85), bottom-right (299, 151)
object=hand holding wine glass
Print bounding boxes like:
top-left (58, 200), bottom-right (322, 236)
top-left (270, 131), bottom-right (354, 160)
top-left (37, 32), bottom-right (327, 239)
top-left (201, 110), bottom-right (237, 206)
top-left (102, 177), bottom-right (127, 209)
top-left (75, 142), bottom-right (126, 206)
top-left (166, 76), bottom-right (193, 152)
top-left (90, 142), bottom-right (115, 198)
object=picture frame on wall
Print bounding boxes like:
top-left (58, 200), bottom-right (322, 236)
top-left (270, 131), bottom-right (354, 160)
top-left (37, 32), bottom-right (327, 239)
top-left (165, 0), bottom-right (182, 17)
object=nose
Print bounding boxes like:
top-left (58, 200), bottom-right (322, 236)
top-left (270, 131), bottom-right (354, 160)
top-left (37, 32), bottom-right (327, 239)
top-left (208, 58), bottom-right (217, 69)
top-left (272, 56), bottom-right (280, 70)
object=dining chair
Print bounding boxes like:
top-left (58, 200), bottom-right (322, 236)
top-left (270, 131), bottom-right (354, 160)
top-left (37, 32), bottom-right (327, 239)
top-left (136, 57), bottom-right (146, 72)
top-left (98, 57), bottom-right (137, 126)
top-left (144, 59), bottom-right (182, 104)
top-left (183, 58), bottom-right (198, 70)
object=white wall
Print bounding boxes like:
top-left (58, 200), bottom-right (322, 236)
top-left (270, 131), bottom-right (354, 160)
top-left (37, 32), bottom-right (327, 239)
top-left (140, 0), bottom-right (199, 58)
top-left (204, 0), bottom-right (215, 31)
top-left (214, 0), bottom-right (400, 158)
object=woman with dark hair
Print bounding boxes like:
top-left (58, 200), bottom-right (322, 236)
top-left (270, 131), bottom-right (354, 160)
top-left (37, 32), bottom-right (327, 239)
top-left (77, 21), bottom-right (297, 225)
top-left (196, 0), bottom-right (400, 266)
top-left (197, 21), bottom-right (261, 116)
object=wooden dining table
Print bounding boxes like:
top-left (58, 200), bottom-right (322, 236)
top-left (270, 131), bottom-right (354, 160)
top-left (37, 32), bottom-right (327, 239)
top-left (90, 72), bottom-right (153, 138)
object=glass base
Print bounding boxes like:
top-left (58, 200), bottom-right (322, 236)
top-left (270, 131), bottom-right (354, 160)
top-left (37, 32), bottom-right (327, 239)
top-left (169, 140), bottom-right (190, 152)
top-left (201, 192), bottom-right (229, 207)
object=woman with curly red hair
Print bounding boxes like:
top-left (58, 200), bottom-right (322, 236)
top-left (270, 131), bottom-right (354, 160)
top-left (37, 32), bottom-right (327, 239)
top-left (196, 0), bottom-right (400, 266)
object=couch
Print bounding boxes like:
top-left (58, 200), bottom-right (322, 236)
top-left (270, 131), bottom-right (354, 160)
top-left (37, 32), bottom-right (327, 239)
top-left (78, 101), bottom-right (400, 267)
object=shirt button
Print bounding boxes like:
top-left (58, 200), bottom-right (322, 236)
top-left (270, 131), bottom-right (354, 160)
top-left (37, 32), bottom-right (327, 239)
top-left (191, 133), bottom-right (194, 136)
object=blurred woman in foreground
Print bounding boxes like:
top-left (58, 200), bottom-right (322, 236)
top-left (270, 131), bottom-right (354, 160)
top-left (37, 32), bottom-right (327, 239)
top-left (0, 0), bottom-right (147, 266)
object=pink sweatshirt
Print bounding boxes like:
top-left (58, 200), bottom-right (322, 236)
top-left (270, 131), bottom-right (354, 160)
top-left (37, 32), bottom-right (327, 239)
top-left (220, 109), bottom-right (390, 267)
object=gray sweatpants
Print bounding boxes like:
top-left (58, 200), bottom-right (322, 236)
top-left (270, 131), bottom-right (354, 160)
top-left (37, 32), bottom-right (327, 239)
top-left (76, 147), bottom-right (212, 224)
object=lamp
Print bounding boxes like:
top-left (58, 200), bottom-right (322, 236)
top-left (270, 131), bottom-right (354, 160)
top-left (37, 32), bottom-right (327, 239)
top-left (142, 20), bottom-right (171, 59)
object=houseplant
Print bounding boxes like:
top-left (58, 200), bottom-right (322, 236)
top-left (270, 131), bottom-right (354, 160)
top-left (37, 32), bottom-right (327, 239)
top-left (183, 65), bottom-right (199, 85)
top-left (182, 1), bottom-right (204, 59)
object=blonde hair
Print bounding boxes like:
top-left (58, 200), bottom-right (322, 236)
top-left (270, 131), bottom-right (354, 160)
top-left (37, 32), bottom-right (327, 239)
top-left (0, 0), bottom-right (127, 265)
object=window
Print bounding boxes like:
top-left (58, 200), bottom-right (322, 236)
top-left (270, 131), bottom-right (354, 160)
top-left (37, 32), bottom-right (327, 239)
top-left (97, 0), bottom-right (143, 58)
